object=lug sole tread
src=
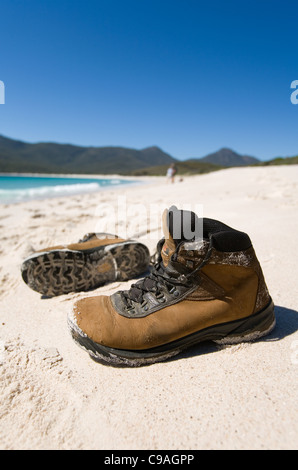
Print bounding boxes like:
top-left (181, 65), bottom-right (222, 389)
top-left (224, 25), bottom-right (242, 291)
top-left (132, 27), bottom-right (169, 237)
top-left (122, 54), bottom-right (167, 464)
top-left (21, 242), bottom-right (150, 297)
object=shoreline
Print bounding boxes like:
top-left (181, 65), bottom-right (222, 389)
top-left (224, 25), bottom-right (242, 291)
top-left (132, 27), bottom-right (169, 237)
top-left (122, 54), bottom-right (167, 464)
top-left (0, 173), bottom-right (159, 205)
top-left (0, 171), bottom-right (161, 181)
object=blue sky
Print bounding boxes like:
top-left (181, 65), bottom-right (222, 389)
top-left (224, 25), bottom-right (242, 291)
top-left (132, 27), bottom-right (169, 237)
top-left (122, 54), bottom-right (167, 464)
top-left (0, 0), bottom-right (297, 160)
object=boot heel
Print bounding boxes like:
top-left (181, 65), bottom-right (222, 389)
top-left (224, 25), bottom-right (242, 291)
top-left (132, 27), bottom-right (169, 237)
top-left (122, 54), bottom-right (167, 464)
top-left (108, 242), bottom-right (150, 281)
top-left (214, 299), bottom-right (276, 345)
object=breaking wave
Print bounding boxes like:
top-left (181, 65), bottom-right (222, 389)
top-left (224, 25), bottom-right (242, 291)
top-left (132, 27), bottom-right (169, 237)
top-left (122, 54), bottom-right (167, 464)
top-left (0, 182), bottom-right (101, 204)
top-left (0, 175), bottom-right (139, 204)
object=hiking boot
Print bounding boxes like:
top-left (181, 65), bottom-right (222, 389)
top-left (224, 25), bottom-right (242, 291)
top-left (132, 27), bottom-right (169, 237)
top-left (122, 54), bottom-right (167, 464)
top-left (68, 207), bottom-right (275, 366)
top-left (21, 232), bottom-right (150, 296)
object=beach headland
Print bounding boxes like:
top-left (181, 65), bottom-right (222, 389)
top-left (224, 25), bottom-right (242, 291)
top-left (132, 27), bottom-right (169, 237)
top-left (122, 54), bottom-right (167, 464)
top-left (0, 165), bottom-right (297, 449)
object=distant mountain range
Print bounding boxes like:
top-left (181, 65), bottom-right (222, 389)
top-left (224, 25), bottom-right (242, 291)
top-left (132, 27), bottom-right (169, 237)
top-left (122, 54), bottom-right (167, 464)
top-left (0, 134), bottom-right (296, 175)
top-left (0, 135), bottom-right (175, 174)
top-left (197, 147), bottom-right (259, 167)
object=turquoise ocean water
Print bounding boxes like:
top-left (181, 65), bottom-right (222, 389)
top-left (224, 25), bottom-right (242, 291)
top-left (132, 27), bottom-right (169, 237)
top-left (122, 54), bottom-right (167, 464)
top-left (0, 175), bottom-right (136, 204)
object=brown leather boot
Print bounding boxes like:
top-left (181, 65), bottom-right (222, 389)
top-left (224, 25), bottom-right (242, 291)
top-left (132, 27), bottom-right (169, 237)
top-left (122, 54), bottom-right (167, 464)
top-left (21, 233), bottom-right (150, 296)
top-left (68, 207), bottom-right (275, 366)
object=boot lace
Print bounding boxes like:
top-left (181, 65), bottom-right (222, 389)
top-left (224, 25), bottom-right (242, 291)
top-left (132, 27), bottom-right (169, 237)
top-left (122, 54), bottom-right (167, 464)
top-left (121, 262), bottom-right (187, 309)
top-left (121, 236), bottom-right (214, 310)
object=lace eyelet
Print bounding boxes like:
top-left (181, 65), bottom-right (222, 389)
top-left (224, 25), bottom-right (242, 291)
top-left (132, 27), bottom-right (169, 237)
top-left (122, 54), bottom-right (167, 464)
top-left (169, 287), bottom-right (179, 297)
top-left (126, 306), bottom-right (135, 313)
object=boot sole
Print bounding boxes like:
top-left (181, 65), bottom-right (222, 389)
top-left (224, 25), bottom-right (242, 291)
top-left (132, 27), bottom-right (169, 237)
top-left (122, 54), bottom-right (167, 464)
top-left (21, 241), bottom-right (150, 296)
top-left (68, 298), bottom-right (275, 367)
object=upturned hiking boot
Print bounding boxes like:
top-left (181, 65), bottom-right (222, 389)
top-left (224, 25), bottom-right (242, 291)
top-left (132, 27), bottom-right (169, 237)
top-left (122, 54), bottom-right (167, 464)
top-left (21, 232), bottom-right (150, 296)
top-left (68, 207), bottom-right (275, 366)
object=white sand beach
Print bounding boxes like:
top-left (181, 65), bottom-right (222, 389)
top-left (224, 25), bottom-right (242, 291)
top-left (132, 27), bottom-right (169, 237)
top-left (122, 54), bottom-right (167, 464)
top-left (0, 165), bottom-right (297, 450)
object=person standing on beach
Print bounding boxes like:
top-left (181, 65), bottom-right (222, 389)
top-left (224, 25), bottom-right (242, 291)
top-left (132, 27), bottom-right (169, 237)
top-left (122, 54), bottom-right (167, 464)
top-left (166, 164), bottom-right (177, 183)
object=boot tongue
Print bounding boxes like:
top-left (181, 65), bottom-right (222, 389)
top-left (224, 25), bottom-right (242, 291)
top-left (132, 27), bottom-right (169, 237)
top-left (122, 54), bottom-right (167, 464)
top-left (161, 209), bottom-right (177, 267)
top-left (161, 206), bottom-right (201, 267)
